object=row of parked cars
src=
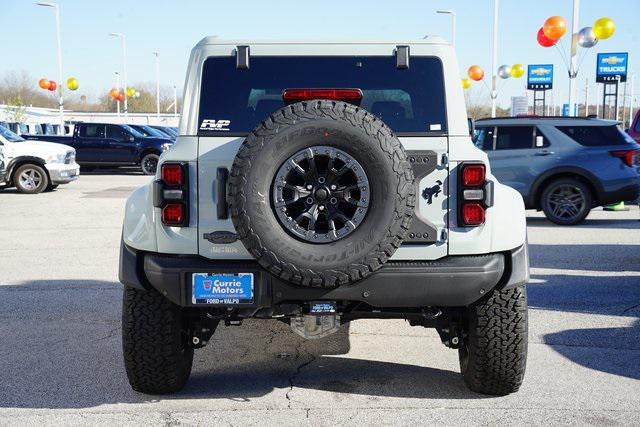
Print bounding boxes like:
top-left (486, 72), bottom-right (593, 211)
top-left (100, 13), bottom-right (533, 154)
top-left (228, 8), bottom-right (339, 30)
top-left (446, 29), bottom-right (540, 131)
top-left (0, 122), bottom-right (177, 193)
top-left (1, 114), bottom-right (638, 225)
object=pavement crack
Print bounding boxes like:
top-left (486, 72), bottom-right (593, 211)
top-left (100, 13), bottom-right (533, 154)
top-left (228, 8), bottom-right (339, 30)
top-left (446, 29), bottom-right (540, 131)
top-left (94, 326), bottom-right (120, 342)
top-left (285, 341), bottom-right (316, 409)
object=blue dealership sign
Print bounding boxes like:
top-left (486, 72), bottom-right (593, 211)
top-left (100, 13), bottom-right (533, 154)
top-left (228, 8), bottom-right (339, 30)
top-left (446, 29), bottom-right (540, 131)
top-left (596, 52), bottom-right (628, 83)
top-left (527, 64), bottom-right (553, 90)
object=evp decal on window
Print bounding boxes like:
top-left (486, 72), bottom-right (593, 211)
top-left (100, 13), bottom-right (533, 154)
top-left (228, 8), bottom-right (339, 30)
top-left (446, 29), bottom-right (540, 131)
top-left (200, 119), bottom-right (231, 131)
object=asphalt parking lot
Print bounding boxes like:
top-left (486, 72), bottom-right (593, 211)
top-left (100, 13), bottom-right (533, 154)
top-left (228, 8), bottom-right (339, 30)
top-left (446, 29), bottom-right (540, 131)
top-left (1, 173), bottom-right (639, 425)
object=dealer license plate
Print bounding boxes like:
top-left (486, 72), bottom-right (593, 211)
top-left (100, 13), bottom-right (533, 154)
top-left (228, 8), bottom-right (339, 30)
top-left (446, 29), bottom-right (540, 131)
top-left (191, 273), bottom-right (254, 305)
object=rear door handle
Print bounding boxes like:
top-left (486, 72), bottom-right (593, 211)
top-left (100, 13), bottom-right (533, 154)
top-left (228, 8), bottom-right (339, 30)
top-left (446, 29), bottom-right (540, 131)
top-left (535, 150), bottom-right (554, 156)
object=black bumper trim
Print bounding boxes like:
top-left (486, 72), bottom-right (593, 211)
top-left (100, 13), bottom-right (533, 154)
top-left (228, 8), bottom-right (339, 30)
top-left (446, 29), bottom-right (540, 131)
top-left (117, 243), bottom-right (530, 308)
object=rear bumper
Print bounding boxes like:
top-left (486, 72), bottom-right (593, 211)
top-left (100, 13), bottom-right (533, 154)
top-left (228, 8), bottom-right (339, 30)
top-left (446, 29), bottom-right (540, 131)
top-left (120, 242), bottom-right (529, 309)
top-left (600, 182), bottom-right (640, 205)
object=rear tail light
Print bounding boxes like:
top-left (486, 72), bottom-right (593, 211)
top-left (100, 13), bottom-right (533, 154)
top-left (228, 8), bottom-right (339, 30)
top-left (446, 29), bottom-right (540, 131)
top-left (154, 162), bottom-right (189, 227)
top-left (462, 203), bottom-right (485, 225)
top-left (162, 203), bottom-right (185, 225)
top-left (462, 164), bottom-right (486, 186)
top-left (459, 163), bottom-right (491, 226)
top-left (609, 149), bottom-right (639, 167)
top-left (282, 88), bottom-right (363, 104)
top-left (161, 163), bottom-right (183, 186)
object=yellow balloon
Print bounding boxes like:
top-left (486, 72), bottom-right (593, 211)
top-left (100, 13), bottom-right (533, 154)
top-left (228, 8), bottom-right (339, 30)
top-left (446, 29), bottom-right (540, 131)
top-left (126, 87), bottom-right (136, 98)
top-left (510, 64), bottom-right (525, 78)
top-left (461, 78), bottom-right (472, 89)
top-left (593, 17), bottom-right (615, 40)
top-left (66, 77), bottom-right (79, 91)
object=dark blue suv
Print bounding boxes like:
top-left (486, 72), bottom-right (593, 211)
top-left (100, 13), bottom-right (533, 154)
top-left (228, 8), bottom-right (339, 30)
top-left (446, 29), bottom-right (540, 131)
top-left (474, 117), bottom-right (640, 225)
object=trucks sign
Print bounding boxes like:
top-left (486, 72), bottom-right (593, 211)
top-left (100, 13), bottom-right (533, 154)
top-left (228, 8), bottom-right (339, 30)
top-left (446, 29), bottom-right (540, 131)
top-left (596, 53), bottom-right (628, 83)
top-left (527, 64), bottom-right (553, 90)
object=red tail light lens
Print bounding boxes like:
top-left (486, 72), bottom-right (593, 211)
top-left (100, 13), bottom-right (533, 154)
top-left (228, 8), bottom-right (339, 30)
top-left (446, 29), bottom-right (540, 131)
top-left (462, 164), bottom-right (486, 187)
top-left (462, 203), bottom-right (485, 225)
top-left (610, 149), bottom-right (639, 167)
top-left (162, 203), bottom-right (185, 225)
top-left (161, 163), bottom-right (183, 186)
top-left (282, 88), bottom-right (363, 103)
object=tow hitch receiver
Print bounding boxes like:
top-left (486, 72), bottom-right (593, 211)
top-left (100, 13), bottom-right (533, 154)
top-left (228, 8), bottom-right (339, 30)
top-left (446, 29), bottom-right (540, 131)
top-left (290, 301), bottom-right (340, 339)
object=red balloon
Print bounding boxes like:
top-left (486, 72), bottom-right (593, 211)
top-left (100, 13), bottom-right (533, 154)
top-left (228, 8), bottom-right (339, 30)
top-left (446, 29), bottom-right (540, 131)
top-left (116, 93), bottom-right (125, 102)
top-left (48, 81), bottom-right (57, 91)
top-left (537, 27), bottom-right (557, 47)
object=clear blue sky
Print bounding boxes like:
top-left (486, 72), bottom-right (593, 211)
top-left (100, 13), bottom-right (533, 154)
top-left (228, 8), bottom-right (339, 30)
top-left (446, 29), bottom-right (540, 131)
top-left (1, 0), bottom-right (638, 107)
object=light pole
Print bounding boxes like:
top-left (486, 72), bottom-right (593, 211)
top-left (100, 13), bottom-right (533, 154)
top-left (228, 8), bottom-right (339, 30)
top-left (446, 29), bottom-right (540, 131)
top-left (36, 2), bottom-right (64, 135)
top-left (152, 51), bottom-right (160, 120)
top-left (490, 0), bottom-right (499, 117)
top-left (115, 71), bottom-right (120, 119)
top-left (567, 0), bottom-right (580, 116)
top-left (109, 32), bottom-right (128, 121)
top-left (629, 74), bottom-right (635, 128)
top-left (173, 85), bottom-right (178, 119)
top-left (436, 10), bottom-right (456, 49)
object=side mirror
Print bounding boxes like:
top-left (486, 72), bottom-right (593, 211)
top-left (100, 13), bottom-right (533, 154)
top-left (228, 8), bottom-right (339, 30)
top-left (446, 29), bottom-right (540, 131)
top-left (467, 118), bottom-right (475, 136)
top-left (535, 135), bottom-right (544, 147)
top-left (127, 134), bottom-right (135, 142)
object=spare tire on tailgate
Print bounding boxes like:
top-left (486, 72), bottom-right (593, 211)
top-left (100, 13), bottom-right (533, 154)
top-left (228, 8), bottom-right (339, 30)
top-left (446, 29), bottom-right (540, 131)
top-left (228, 100), bottom-right (415, 288)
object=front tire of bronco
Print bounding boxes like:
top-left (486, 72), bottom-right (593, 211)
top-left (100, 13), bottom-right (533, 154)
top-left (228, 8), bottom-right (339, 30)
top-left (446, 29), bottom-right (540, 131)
top-left (122, 287), bottom-right (193, 394)
top-left (458, 286), bottom-right (528, 396)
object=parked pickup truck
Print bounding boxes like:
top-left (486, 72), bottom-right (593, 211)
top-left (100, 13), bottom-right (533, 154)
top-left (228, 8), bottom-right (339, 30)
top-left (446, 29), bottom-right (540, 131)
top-left (0, 125), bottom-right (79, 193)
top-left (23, 122), bottom-right (174, 175)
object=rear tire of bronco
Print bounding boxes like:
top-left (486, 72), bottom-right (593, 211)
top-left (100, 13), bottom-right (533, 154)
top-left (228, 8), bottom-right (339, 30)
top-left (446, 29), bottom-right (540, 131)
top-left (122, 287), bottom-right (193, 394)
top-left (228, 100), bottom-right (415, 288)
top-left (458, 286), bottom-right (528, 396)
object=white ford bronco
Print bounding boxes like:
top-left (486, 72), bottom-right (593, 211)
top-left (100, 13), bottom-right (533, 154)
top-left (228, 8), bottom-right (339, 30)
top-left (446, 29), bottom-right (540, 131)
top-left (119, 38), bottom-right (529, 396)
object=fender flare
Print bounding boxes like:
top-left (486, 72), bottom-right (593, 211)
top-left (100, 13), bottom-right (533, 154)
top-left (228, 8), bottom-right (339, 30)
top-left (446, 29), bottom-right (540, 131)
top-left (5, 156), bottom-right (48, 184)
top-left (527, 166), bottom-right (604, 208)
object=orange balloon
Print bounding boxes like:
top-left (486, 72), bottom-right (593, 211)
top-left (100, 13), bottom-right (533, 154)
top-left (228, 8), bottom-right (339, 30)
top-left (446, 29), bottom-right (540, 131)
top-left (543, 16), bottom-right (567, 40)
top-left (109, 88), bottom-right (119, 99)
top-left (39, 78), bottom-right (50, 90)
top-left (468, 65), bottom-right (484, 81)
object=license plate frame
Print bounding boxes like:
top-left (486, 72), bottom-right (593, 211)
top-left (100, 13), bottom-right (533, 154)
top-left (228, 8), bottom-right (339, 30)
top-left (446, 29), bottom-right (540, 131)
top-left (191, 272), bottom-right (254, 305)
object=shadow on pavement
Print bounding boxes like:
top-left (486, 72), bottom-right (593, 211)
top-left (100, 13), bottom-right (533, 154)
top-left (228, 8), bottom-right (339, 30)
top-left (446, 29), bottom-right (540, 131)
top-left (529, 243), bottom-right (640, 272)
top-left (526, 215), bottom-right (640, 229)
top-left (0, 279), bottom-right (480, 410)
top-left (81, 167), bottom-right (145, 176)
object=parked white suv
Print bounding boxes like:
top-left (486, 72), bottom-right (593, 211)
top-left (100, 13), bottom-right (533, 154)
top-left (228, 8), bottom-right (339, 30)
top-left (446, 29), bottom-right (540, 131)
top-left (119, 38), bottom-right (529, 396)
top-left (0, 125), bottom-right (79, 193)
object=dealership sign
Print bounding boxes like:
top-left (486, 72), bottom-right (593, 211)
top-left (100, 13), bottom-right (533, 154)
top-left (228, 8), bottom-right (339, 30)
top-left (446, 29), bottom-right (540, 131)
top-left (596, 52), bottom-right (628, 83)
top-left (527, 64), bottom-right (553, 90)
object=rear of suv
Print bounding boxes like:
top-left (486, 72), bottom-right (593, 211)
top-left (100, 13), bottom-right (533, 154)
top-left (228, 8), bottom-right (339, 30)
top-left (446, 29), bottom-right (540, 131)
top-left (474, 117), bottom-right (640, 225)
top-left (119, 38), bottom-right (529, 396)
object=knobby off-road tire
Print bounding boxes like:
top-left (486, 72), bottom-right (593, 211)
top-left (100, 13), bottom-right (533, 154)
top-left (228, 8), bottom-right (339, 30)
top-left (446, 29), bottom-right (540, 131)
top-left (228, 100), bottom-right (415, 288)
top-left (459, 285), bottom-right (528, 396)
top-left (122, 287), bottom-right (193, 394)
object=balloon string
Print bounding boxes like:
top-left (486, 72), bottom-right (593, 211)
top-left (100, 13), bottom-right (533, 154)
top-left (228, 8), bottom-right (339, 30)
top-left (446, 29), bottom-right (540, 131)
top-left (576, 47), bottom-right (590, 74)
top-left (555, 38), bottom-right (571, 72)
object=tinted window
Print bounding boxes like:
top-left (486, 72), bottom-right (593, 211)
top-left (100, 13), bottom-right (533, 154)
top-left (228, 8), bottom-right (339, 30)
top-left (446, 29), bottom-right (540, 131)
top-left (198, 56), bottom-right (447, 135)
top-left (107, 125), bottom-right (127, 140)
top-left (634, 119), bottom-right (640, 133)
top-left (474, 127), bottom-right (495, 151)
top-left (79, 124), bottom-right (105, 138)
top-left (557, 125), bottom-right (633, 146)
top-left (495, 126), bottom-right (534, 150)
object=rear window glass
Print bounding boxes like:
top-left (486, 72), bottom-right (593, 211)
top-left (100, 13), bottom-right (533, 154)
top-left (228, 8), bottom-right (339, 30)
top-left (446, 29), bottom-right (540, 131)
top-left (198, 56), bottom-right (447, 135)
top-left (495, 126), bottom-right (534, 150)
top-left (557, 125), bottom-right (633, 146)
top-left (79, 124), bottom-right (104, 138)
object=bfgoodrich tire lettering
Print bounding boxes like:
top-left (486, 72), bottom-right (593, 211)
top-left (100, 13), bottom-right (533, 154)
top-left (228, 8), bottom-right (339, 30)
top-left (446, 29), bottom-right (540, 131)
top-left (122, 287), bottom-right (193, 394)
top-left (228, 100), bottom-right (415, 288)
top-left (459, 286), bottom-right (528, 395)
